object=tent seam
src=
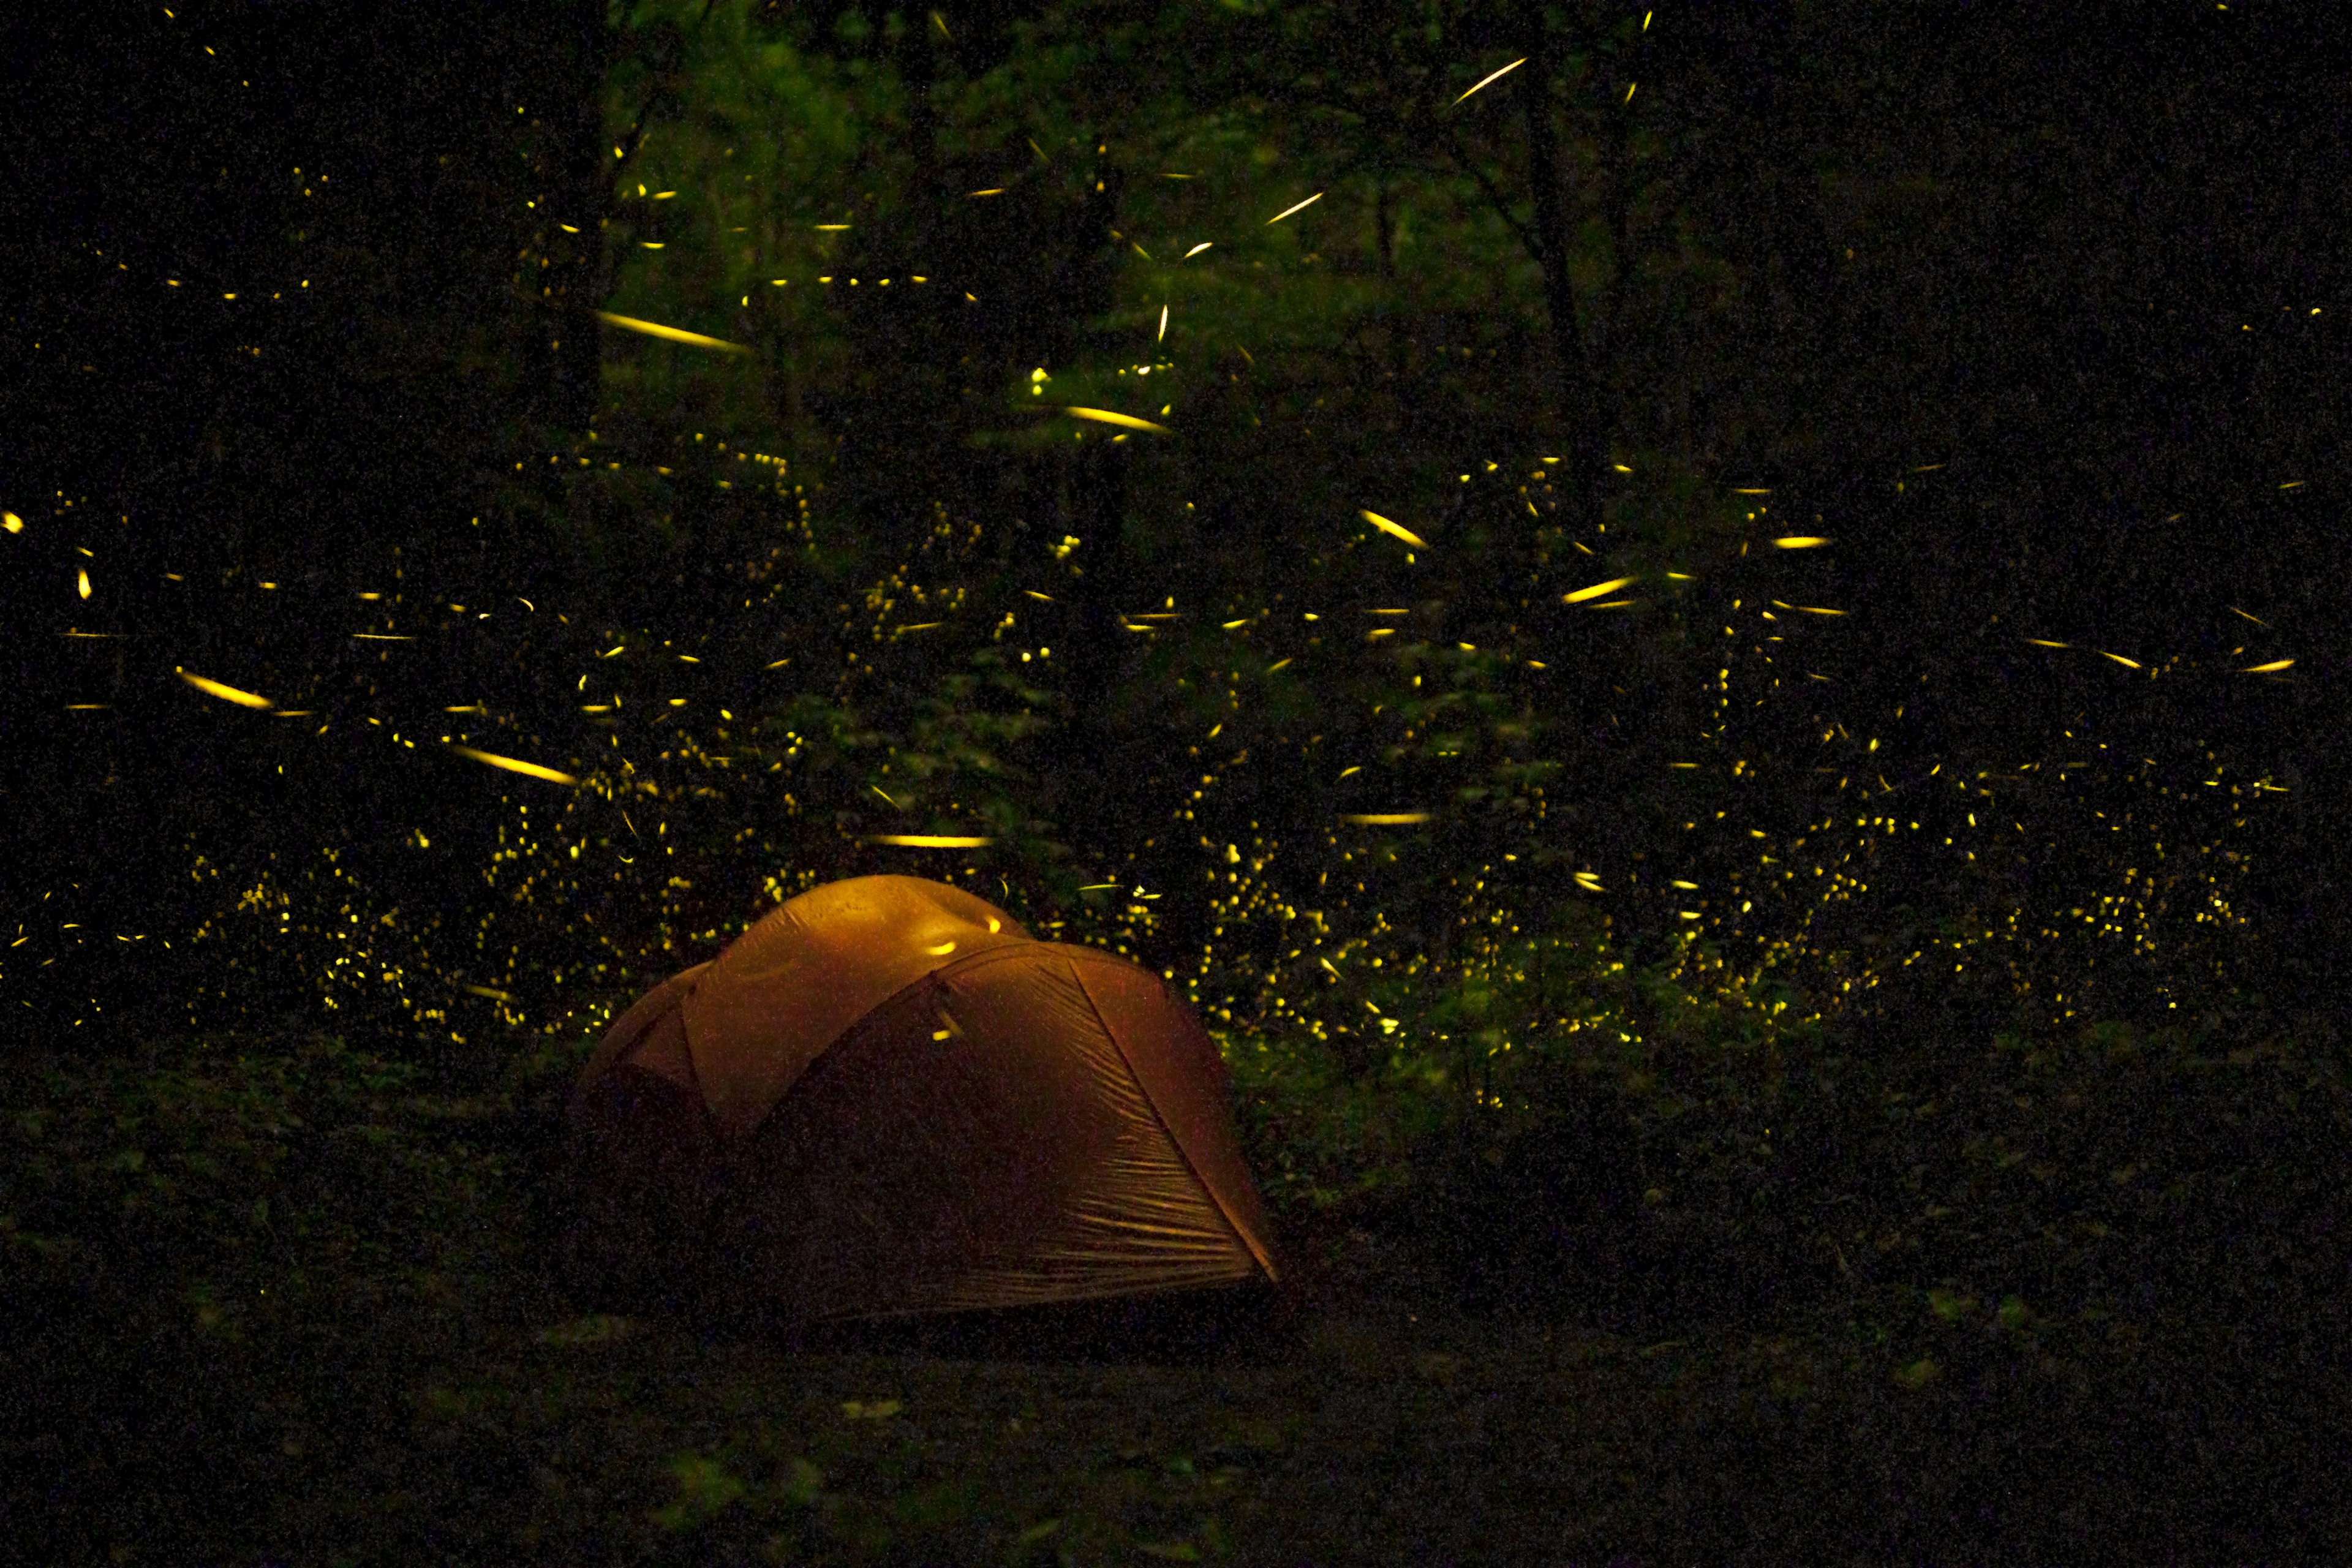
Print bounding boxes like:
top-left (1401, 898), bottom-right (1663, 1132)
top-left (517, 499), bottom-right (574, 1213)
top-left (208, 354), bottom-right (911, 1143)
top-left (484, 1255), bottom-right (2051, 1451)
top-left (1065, 953), bottom-right (1273, 1282)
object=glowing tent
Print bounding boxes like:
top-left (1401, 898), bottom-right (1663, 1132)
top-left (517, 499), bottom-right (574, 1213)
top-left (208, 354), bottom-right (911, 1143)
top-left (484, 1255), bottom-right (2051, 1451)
top-left (556, 875), bottom-right (1283, 1333)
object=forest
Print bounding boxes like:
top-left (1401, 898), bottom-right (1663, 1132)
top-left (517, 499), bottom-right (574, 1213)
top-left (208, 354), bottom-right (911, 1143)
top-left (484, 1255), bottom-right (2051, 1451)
top-left (4, 2), bottom-right (2348, 1562)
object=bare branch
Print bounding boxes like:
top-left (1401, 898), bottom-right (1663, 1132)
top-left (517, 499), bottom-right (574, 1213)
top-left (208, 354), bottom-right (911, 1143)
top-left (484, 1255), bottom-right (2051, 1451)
top-left (1436, 123), bottom-right (1544, 266)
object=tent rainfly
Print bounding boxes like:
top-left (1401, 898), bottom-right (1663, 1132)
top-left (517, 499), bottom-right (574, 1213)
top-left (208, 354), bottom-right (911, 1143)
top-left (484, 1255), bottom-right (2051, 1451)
top-left (557, 875), bottom-right (1283, 1330)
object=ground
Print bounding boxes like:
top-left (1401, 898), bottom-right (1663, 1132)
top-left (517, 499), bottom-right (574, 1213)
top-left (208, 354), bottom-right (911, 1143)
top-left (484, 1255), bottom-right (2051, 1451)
top-left (4, 1030), bottom-right (2343, 1565)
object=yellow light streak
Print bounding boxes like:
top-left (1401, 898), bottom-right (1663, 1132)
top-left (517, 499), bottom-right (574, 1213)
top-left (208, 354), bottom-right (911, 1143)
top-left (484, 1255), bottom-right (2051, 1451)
top-left (1265, 192), bottom-right (1324, 225)
top-left (1564, 576), bottom-right (1637, 603)
top-left (863, 834), bottom-right (995, 848)
top-left (1341, 812), bottom-right (1431, 825)
top-left (1453, 57), bottom-right (1527, 105)
top-left (1771, 535), bottom-right (1831, 549)
top-left (445, 744), bottom-right (579, 786)
top-left (1063, 406), bottom-right (1169, 433)
top-left (2242, 658), bottom-right (2293, 673)
top-left (1359, 510), bottom-right (1426, 547)
top-left (595, 311), bottom-right (753, 356)
top-left (176, 668), bottom-right (272, 709)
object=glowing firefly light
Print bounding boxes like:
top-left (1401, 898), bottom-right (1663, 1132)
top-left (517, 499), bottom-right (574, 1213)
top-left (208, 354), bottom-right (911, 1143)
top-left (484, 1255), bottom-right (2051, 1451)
top-left (1453, 57), bottom-right (1526, 105)
top-left (1264, 192), bottom-right (1324, 225)
top-left (595, 311), bottom-right (753, 356)
top-left (1063, 406), bottom-right (1169, 434)
top-left (1564, 576), bottom-right (1637, 603)
top-left (446, 744), bottom-right (579, 786)
top-left (1359, 510), bottom-right (1426, 547)
top-left (177, 668), bottom-right (271, 709)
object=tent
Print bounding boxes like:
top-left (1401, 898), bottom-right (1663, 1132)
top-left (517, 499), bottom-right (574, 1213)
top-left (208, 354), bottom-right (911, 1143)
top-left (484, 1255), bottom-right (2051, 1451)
top-left (556, 875), bottom-right (1284, 1336)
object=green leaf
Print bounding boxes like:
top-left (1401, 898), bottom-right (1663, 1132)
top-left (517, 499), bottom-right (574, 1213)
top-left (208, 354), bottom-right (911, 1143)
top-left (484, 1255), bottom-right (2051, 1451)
top-left (652, 1452), bottom-right (745, 1533)
top-left (1891, 1356), bottom-right (1942, 1390)
top-left (1926, 1287), bottom-right (1977, 1322)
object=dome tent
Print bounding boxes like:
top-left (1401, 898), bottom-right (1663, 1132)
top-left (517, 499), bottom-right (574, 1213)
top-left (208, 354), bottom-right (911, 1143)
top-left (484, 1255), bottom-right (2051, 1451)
top-left (557, 875), bottom-right (1283, 1343)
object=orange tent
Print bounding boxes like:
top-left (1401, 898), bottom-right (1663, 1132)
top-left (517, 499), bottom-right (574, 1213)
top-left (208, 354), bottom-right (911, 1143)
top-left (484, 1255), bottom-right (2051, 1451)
top-left (557, 875), bottom-right (1283, 1333)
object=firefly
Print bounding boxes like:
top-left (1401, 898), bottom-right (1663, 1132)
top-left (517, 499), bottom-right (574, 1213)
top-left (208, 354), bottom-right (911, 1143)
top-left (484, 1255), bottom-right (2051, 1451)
top-left (1359, 510), bottom-right (1426, 548)
top-left (1453, 58), bottom-right (1526, 106)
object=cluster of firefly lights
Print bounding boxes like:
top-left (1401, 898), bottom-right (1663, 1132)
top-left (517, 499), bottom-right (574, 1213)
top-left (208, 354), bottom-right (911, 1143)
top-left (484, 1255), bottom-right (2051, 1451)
top-left (9, 451), bottom-right (2297, 1062)
top-left (9, 17), bottom-right (2304, 1054)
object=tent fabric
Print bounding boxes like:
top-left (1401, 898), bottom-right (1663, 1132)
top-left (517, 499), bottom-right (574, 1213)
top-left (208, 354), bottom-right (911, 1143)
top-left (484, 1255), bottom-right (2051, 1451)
top-left (561, 875), bottom-right (1282, 1327)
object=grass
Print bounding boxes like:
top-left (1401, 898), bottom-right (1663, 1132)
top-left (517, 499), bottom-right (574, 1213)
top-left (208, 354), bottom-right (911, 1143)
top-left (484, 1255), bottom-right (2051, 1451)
top-left (4, 976), bottom-right (2348, 1566)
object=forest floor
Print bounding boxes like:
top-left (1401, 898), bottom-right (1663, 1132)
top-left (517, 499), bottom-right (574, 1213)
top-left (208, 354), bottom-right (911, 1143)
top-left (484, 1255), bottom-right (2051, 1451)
top-left (5, 1025), bottom-right (2346, 1567)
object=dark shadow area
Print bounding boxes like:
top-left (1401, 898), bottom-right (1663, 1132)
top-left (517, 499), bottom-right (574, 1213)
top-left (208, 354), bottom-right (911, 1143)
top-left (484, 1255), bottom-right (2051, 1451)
top-left (750, 1279), bottom-right (1303, 1369)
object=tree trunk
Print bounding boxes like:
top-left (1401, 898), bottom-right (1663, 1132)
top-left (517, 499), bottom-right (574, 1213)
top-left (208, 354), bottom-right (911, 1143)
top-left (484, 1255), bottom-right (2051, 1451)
top-left (1522, 12), bottom-right (1604, 537)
